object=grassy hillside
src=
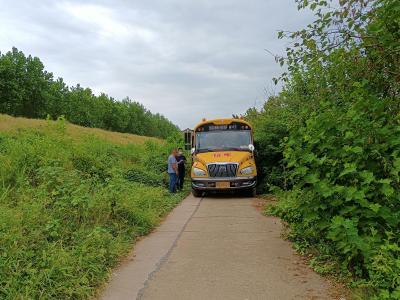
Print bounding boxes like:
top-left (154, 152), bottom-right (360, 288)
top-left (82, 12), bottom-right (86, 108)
top-left (0, 114), bottom-right (161, 145)
top-left (0, 115), bottom-right (186, 299)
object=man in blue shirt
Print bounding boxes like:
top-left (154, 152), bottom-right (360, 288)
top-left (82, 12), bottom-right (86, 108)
top-left (167, 149), bottom-right (178, 193)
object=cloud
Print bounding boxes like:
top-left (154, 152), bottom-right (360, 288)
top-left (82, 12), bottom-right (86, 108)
top-left (58, 2), bottom-right (156, 42)
top-left (0, 0), bottom-right (314, 128)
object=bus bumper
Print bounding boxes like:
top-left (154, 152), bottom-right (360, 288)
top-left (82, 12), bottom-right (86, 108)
top-left (191, 176), bottom-right (257, 190)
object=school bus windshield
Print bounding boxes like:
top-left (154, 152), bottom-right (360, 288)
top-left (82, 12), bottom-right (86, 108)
top-left (195, 130), bottom-right (251, 152)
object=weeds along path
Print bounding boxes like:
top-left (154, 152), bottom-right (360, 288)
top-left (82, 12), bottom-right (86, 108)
top-left (0, 118), bottom-right (183, 299)
top-left (100, 194), bottom-right (345, 300)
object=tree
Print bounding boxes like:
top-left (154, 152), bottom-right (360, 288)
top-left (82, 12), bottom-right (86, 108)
top-left (0, 48), bottom-right (179, 139)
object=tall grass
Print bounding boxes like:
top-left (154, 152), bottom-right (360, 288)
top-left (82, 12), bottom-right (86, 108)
top-left (0, 117), bottom-right (186, 299)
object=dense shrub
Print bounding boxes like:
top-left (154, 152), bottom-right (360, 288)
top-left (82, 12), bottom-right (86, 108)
top-left (245, 97), bottom-right (290, 192)
top-left (0, 120), bottom-right (186, 299)
top-left (125, 167), bottom-right (165, 187)
top-left (247, 0), bottom-right (399, 298)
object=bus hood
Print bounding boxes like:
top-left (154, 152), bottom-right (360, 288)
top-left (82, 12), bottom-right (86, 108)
top-left (195, 151), bottom-right (253, 165)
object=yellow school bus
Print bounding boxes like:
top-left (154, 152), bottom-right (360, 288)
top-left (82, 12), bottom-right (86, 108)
top-left (190, 118), bottom-right (257, 197)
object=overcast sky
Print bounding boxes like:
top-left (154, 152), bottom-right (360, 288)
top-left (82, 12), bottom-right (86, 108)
top-left (0, 0), bottom-right (313, 129)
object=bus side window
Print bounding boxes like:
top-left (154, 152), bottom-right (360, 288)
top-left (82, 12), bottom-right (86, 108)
top-left (183, 129), bottom-right (193, 150)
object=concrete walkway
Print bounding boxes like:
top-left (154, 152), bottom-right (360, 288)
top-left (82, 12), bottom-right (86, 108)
top-left (100, 194), bottom-right (341, 300)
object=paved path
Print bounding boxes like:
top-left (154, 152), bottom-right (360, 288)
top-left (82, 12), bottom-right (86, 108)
top-left (100, 194), bottom-right (342, 300)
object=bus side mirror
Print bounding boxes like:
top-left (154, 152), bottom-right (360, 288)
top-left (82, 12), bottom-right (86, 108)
top-left (191, 147), bottom-right (196, 155)
top-left (248, 144), bottom-right (255, 152)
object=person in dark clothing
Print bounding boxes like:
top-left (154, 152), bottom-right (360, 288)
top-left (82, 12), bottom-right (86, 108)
top-left (176, 148), bottom-right (186, 190)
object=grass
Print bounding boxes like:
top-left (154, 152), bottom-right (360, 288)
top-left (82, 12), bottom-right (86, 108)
top-left (0, 115), bottom-right (187, 299)
top-left (0, 114), bottom-right (161, 145)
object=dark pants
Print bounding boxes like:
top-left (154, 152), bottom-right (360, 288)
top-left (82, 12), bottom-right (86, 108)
top-left (168, 173), bottom-right (178, 193)
top-left (177, 172), bottom-right (185, 190)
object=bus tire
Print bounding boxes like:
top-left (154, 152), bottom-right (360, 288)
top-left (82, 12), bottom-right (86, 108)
top-left (248, 187), bottom-right (257, 197)
top-left (192, 189), bottom-right (202, 198)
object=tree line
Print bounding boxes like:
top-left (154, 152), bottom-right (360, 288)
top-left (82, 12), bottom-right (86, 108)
top-left (0, 48), bottom-right (179, 138)
top-left (246, 0), bottom-right (399, 298)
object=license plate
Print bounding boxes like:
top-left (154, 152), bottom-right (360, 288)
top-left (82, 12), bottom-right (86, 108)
top-left (216, 181), bottom-right (230, 189)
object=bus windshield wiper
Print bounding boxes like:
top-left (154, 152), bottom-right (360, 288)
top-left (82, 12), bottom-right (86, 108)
top-left (197, 148), bottom-right (213, 153)
top-left (224, 147), bottom-right (248, 151)
top-left (198, 147), bottom-right (247, 153)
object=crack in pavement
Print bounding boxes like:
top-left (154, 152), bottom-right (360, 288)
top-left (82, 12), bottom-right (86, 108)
top-left (136, 196), bottom-right (203, 300)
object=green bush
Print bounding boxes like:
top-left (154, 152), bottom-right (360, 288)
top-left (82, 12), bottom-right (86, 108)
top-left (245, 97), bottom-right (290, 192)
top-left (0, 123), bottom-right (186, 299)
top-left (250, 0), bottom-right (399, 298)
top-left (125, 166), bottom-right (165, 187)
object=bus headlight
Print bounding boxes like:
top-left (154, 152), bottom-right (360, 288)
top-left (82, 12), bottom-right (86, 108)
top-left (193, 167), bottom-right (207, 177)
top-left (240, 166), bottom-right (254, 175)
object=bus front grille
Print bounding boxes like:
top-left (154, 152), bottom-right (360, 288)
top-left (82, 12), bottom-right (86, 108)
top-left (207, 163), bottom-right (238, 178)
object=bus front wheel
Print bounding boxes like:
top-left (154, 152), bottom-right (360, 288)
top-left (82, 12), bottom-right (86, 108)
top-left (248, 187), bottom-right (257, 197)
top-left (192, 189), bottom-right (202, 198)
